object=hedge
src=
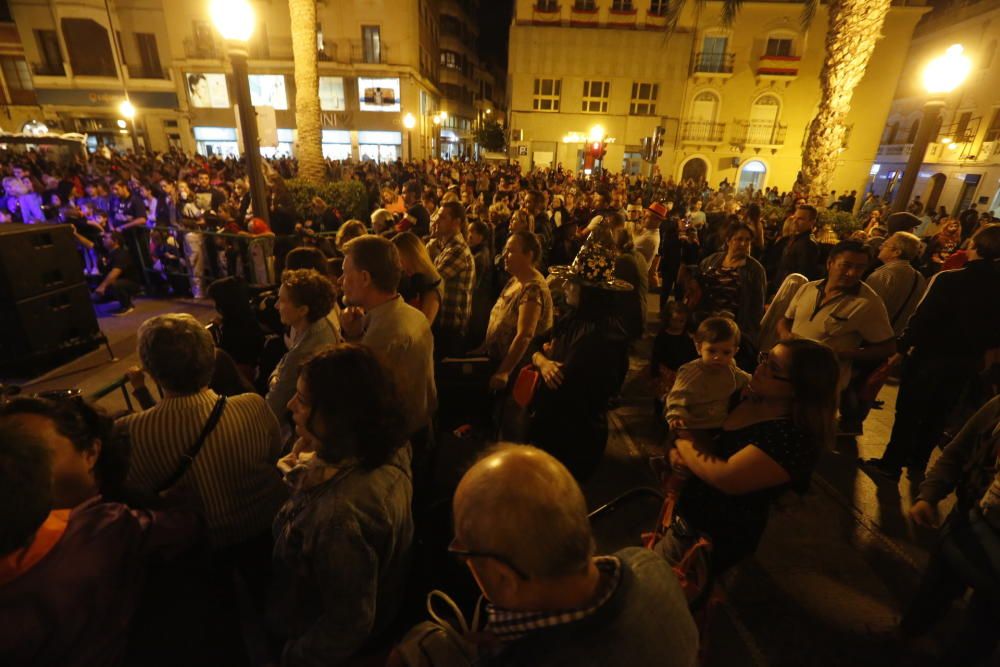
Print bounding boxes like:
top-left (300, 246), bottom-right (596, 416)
top-left (285, 178), bottom-right (369, 222)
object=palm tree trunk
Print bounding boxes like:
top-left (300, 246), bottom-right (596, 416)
top-left (800, 0), bottom-right (892, 204)
top-left (289, 0), bottom-right (325, 185)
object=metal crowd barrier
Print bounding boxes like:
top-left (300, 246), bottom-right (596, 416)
top-left (136, 225), bottom-right (281, 291)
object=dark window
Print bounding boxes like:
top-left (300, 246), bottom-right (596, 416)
top-left (0, 56), bottom-right (36, 104)
top-left (954, 111), bottom-right (972, 141)
top-left (362, 25), bottom-right (381, 64)
top-left (985, 109), bottom-right (1000, 142)
top-left (612, 0), bottom-right (633, 10)
top-left (0, 0), bottom-right (12, 22)
top-left (134, 33), bottom-right (163, 78)
top-left (61, 17), bottom-right (116, 77)
top-left (765, 38), bottom-right (793, 57)
top-left (574, 0), bottom-right (596, 9)
top-left (886, 122), bottom-right (899, 144)
top-left (34, 29), bottom-right (64, 76)
top-left (649, 0), bottom-right (668, 14)
top-left (116, 30), bottom-right (126, 64)
top-left (536, 0), bottom-right (558, 9)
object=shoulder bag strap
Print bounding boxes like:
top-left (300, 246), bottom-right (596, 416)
top-left (890, 271), bottom-right (921, 327)
top-left (155, 396), bottom-right (227, 494)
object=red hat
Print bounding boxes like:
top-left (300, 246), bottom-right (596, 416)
top-left (248, 218), bottom-right (271, 235)
top-left (646, 201), bottom-right (669, 219)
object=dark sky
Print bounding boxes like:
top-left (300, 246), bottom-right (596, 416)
top-left (477, 0), bottom-right (514, 69)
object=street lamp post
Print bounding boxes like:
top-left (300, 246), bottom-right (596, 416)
top-left (403, 112), bottom-right (416, 161)
top-left (891, 44), bottom-right (971, 213)
top-left (211, 0), bottom-right (269, 225)
top-left (118, 99), bottom-right (140, 152)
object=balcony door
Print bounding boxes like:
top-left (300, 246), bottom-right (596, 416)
top-left (749, 94), bottom-right (780, 143)
top-left (689, 91), bottom-right (719, 141)
top-left (701, 35), bottom-right (728, 72)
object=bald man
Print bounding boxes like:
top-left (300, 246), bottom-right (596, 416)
top-left (448, 444), bottom-right (698, 666)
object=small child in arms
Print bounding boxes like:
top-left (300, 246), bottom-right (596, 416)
top-left (666, 316), bottom-right (751, 442)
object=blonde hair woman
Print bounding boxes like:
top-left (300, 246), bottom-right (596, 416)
top-left (392, 232), bottom-right (443, 325)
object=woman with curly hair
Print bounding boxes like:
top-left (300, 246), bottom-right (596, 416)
top-left (265, 269), bottom-right (341, 437)
top-left (269, 344), bottom-right (412, 667)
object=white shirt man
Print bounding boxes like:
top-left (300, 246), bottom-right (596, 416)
top-left (779, 242), bottom-right (896, 390)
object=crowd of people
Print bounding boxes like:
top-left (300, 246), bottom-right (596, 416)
top-left (2, 146), bottom-right (1000, 666)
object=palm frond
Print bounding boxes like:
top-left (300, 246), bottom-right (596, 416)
top-left (720, 0), bottom-right (744, 27)
top-left (799, 0), bottom-right (818, 31)
top-left (663, 0), bottom-right (687, 38)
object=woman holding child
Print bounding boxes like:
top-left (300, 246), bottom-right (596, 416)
top-left (662, 337), bottom-right (840, 573)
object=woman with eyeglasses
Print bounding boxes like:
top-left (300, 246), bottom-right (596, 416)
top-left (661, 338), bottom-right (840, 574)
top-left (694, 223), bottom-right (767, 369)
top-left (269, 344), bottom-right (413, 666)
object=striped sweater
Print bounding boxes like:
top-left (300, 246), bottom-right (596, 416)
top-left (120, 389), bottom-right (287, 547)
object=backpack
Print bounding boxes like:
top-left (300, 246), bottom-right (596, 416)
top-left (392, 591), bottom-right (487, 667)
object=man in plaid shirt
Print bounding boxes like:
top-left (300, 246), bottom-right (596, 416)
top-left (429, 201), bottom-right (475, 355)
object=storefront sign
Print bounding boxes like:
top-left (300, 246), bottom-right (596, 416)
top-left (35, 89), bottom-right (179, 109)
top-left (321, 111), bottom-right (354, 128)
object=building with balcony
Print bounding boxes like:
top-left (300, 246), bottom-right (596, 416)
top-left (507, 0), bottom-right (927, 195)
top-left (437, 0), bottom-right (506, 158)
top-left (870, 0), bottom-right (1000, 217)
top-left (0, 0), bottom-right (444, 160)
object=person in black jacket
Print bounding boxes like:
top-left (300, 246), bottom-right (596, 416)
top-left (774, 205), bottom-right (821, 288)
top-left (861, 224), bottom-right (1000, 482)
top-left (530, 232), bottom-right (633, 481)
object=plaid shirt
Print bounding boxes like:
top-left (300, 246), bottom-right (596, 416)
top-left (485, 556), bottom-right (622, 642)
top-left (432, 233), bottom-right (475, 335)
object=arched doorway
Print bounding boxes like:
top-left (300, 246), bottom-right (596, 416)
top-left (680, 157), bottom-right (708, 184)
top-left (737, 160), bottom-right (767, 192)
top-left (924, 173), bottom-right (946, 212)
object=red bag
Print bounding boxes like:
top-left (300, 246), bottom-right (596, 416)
top-left (512, 366), bottom-right (540, 409)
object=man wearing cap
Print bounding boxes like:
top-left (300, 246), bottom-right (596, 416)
top-left (635, 202), bottom-right (667, 266)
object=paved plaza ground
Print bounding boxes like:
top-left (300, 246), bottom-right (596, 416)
top-left (12, 293), bottom-right (980, 666)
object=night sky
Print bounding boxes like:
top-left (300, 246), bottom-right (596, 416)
top-left (478, 0), bottom-right (514, 68)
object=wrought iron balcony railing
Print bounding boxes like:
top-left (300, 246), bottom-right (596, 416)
top-left (732, 120), bottom-right (787, 146)
top-left (691, 52), bottom-right (734, 75)
top-left (681, 120), bottom-right (725, 143)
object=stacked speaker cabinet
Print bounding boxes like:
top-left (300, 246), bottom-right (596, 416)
top-left (0, 224), bottom-right (104, 379)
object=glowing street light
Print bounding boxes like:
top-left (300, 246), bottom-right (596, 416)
top-left (922, 44), bottom-right (971, 95)
top-left (118, 99), bottom-right (136, 119)
top-left (402, 112), bottom-right (416, 159)
top-left (589, 124), bottom-right (606, 142)
top-left (891, 44), bottom-right (971, 213)
top-left (210, 0), bottom-right (256, 42)
top-left (211, 0), bottom-right (269, 225)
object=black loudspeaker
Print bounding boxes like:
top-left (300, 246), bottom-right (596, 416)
top-left (0, 223), bottom-right (85, 301)
top-left (0, 225), bottom-right (103, 379)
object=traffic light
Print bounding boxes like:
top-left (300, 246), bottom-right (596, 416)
top-left (652, 125), bottom-right (665, 160)
top-left (641, 136), bottom-right (651, 161)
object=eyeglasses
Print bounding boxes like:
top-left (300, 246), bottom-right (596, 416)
top-left (448, 537), bottom-right (530, 580)
top-left (757, 351), bottom-right (792, 382)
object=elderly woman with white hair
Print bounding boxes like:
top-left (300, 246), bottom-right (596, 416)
top-left (120, 313), bottom-right (286, 550)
